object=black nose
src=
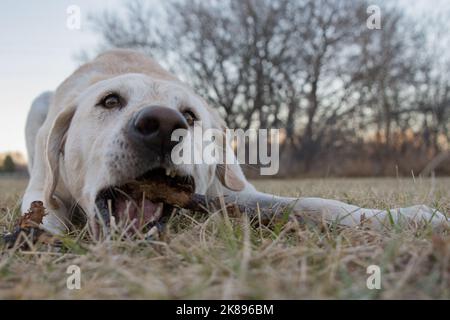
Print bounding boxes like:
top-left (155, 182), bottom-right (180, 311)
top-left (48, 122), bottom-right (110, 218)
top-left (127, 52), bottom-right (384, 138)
top-left (128, 106), bottom-right (189, 155)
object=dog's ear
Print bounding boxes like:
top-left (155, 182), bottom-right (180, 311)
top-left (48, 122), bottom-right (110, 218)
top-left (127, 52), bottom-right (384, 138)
top-left (204, 101), bottom-right (246, 192)
top-left (216, 163), bottom-right (246, 192)
top-left (44, 105), bottom-right (77, 209)
top-left (215, 129), bottom-right (246, 192)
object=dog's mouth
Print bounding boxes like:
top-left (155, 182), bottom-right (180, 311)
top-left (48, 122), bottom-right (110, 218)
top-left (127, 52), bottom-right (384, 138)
top-left (95, 167), bottom-right (195, 232)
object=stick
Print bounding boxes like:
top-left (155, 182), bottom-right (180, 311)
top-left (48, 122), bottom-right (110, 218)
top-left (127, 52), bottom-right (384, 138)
top-left (137, 181), bottom-right (302, 225)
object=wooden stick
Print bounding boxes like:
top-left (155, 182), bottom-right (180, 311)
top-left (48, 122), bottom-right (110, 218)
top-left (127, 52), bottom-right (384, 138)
top-left (138, 181), bottom-right (302, 225)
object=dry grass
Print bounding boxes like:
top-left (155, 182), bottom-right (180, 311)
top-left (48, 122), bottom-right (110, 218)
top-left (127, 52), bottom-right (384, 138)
top-left (0, 176), bottom-right (449, 299)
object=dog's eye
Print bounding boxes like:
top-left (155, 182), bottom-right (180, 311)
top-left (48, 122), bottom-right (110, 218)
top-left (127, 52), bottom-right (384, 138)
top-left (98, 93), bottom-right (124, 109)
top-left (182, 110), bottom-right (197, 126)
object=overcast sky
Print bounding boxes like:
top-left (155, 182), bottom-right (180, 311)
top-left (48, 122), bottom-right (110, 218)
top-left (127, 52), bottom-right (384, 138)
top-left (0, 0), bottom-right (123, 156)
top-left (0, 0), bottom-right (448, 158)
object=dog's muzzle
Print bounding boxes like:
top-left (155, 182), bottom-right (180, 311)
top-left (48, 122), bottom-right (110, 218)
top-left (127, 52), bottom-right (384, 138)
top-left (95, 106), bottom-right (194, 234)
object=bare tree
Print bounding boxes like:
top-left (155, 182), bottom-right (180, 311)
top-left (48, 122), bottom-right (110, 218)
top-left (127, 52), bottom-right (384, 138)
top-left (88, 0), bottom-right (450, 175)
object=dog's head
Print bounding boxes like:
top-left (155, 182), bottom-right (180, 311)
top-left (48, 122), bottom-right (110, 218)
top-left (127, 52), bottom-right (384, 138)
top-left (44, 72), bottom-right (246, 228)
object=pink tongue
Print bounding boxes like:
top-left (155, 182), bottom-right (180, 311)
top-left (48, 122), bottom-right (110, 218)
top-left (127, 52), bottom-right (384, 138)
top-left (115, 198), bottom-right (162, 230)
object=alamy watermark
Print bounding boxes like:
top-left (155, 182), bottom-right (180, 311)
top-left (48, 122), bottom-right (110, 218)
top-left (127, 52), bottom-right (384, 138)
top-left (66, 265), bottom-right (81, 290)
top-left (66, 5), bottom-right (81, 30)
top-left (366, 265), bottom-right (381, 290)
top-left (366, 5), bottom-right (381, 30)
top-left (170, 121), bottom-right (280, 175)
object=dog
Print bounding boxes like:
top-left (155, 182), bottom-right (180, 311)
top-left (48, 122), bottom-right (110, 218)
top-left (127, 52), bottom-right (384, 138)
top-left (22, 49), bottom-right (448, 235)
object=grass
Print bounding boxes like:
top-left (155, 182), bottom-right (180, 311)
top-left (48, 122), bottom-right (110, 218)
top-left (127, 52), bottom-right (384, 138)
top-left (0, 176), bottom-right (449, 299)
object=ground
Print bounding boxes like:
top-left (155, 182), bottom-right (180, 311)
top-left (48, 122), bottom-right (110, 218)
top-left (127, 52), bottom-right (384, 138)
top-left (0, 176), bottom-right (449, 299)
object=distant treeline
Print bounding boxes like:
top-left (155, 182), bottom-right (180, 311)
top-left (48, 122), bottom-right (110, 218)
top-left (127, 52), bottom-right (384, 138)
top-left (0, 153), bottom-right (27, 175)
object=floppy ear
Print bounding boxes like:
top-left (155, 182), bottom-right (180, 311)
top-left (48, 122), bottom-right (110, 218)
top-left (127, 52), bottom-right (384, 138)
top-left (203, 101), bottom-right (246, 192)
top-left (44, 105), bottom-right (77, 209)
top-left (216, 163), bottom-right (246, 192)
top-left (215, 128), bottom-right (246, 192)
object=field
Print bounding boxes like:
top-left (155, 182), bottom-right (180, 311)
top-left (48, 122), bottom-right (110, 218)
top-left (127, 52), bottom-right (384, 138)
top-left (0, 176), bottom-right (449, 299)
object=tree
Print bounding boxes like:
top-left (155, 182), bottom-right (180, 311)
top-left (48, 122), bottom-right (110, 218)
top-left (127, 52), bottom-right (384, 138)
top-left (2, 155), bottom-right (16, 173)
top-left (87, 0), bottom-right (450, 175)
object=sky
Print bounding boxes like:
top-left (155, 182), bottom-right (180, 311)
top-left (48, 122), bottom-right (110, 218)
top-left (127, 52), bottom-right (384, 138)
top-left (0, 0), bottom-right (123, 157)
top-left (0, 0), bottom-right (447, 159)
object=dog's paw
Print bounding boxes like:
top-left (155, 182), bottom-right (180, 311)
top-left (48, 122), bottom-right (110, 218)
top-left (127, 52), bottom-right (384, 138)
top-left (2, 201), bottom-right (63, 250)
top-left (40, 212), bottom-right (67, 235)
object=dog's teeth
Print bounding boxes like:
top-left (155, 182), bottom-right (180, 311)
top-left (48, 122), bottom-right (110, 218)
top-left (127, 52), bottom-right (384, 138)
top-left (165, 168), bottom-right (171, 176)
top-left (155, 203), bottom-right (164, 216)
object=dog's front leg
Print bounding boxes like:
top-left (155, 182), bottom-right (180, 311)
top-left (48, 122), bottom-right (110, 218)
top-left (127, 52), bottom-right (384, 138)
top-left (22, 129), bottom-right (70, 235)
top-left (294, 197), bottom-right (449, 230)
top-left (240, 191), bottom-right (449, 230)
